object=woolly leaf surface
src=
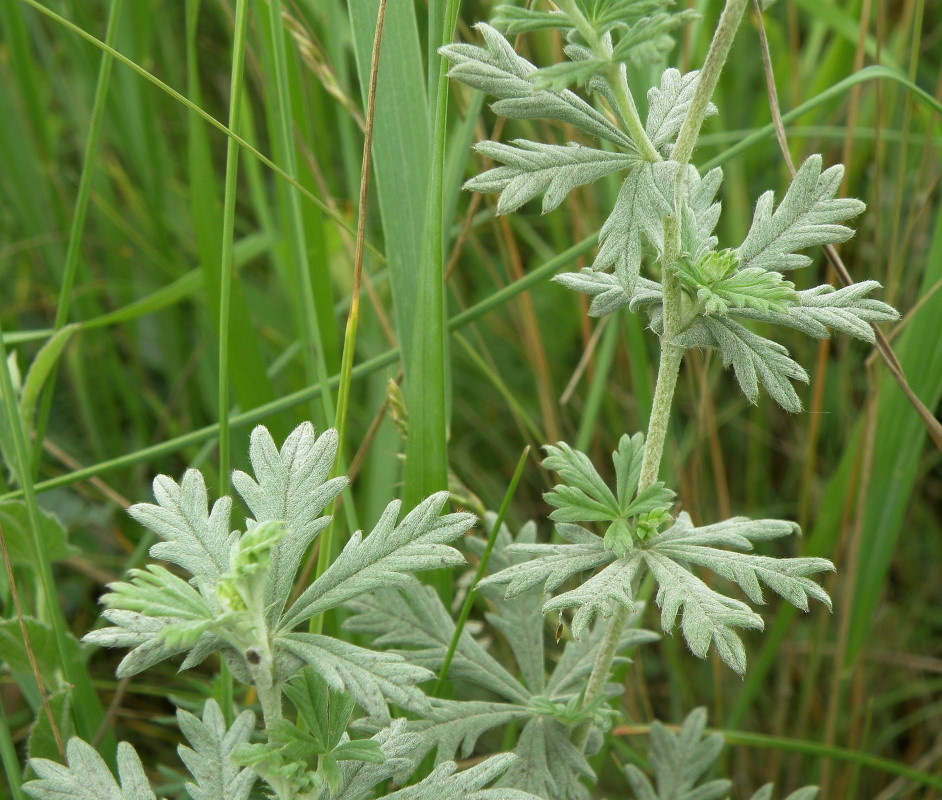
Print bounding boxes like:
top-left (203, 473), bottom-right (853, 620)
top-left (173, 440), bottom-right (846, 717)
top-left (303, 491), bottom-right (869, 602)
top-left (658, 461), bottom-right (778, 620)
top-left (24, 739), bottom-right (156, 800)
top-left (646, 69), bottom-right (716, 155)
top-left (177, 699), bottom-right (257, 800)
top-left (282, 492), bottom-right (471, 630)
top-left (466, 140), bottom-right (636, 215)
top-left (231, 423), bottom-right (346, 621)
top-left (737, 155), bottom-right (865, 272)
top-left (277, 633), bottom-right (432, 722)
top-left (128, 469), bottom-right (234, 595)
top-left (440, 24), bottom-right (632, 148)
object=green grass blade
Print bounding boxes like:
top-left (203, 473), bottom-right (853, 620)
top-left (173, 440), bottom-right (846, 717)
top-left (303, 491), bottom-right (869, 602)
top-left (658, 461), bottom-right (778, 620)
top-left (28, 0), bottom-right (121, 471)
top-left (18, 0), bottom-right (377, 259)
top-left (185, 0), bottom-right (279, 439)
top-left (0, 234), bottom-right (600, 502)
top-left (216, 0), bottom-right (251, 494)
top-left (254, 0), bottom-right (335, 427)
top-left (846, 179), bottom-right (942, 658)
top-left (0, 320), bottom-right (107, 751)
top-left (348, 0), bottom-right (429, 368)
top-left (434, 445), bottom-right (530, 696)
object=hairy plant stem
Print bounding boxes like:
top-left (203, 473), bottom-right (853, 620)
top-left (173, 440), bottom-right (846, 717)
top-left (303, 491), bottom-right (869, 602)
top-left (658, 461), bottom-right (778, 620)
top-left (670, 0), bottom-right (749, 165)
top-left (554, 0), bottom-right (660, 162)
top-left (573, 0), bottom-right (748, 752)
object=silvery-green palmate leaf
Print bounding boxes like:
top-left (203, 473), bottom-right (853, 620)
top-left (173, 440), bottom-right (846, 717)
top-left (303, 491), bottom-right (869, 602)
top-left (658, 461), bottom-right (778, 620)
top-left (623, 708), bottom-right (730, 800)
top-left (439, 23), bottom-right (634, 149)
top-left (465, 139), bottom-right (637, 215)
top-left (347, 518), bottom-right (648, 799)
top-left (736, 154), bottom-right (865, 272)
top-left (496, 717), bottom-right (594, 800)
top-left (344, 585), bottom-right (529, 703)
top-left (625, 708), bottom-right (820, 800)
top-left (22, 701), bottom-right (255, 800)
top-left (609, 7), bottom-right (700, 66)
top-left (593, 160), bottom-right (680, 293)
top-left (674, 315), bottom-right (809, 413)
top-left (334, 720), bottom-right (421, 800)
top-left (645, 69), bottom-right (717, 156)
top-left (483, 510), bottom-right (832, 673)
top-left (553, 269), bottom-right (633, 317)
top-left (23, 740), bottom-right (156, 800)
top-left (382, 753), bottom-right (542, 800)
top-left (276, 633), bottom-right (433, 722)
top-left (472, 517), bottom-right (546, 682)
top-left (176, 700), bottom-right (257, 800)
top-left (731, 281), bottom-right (899, 343)
top-left (231, 423), bottom-right (347, 622)
top-left (404, 699), bottom-right (533, 769)
top-left (280, 491), bottom-right (473, 630)
top-left (88, 426), bottom-right (475, 721)
top-left (491, 4), bottom-right (570, 34)
top-left (750, 787), bottom-right (820, 800)
top-left (542, 434), bottom-right (675, 527)
top-left (565, 272), bottom-right (895, 408)
top-left (127, 467), bottom-right (235, 596)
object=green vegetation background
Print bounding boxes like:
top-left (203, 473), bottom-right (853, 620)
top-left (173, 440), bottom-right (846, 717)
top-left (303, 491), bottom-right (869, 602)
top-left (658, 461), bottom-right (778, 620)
top-left (0, 0), bottom-right (940, 796)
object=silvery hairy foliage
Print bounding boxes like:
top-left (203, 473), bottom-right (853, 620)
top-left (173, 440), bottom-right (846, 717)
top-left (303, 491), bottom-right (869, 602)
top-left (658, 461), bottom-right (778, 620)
top-left (22, 704), bottom-right (538, 800)
top-left (481, 436), bottom-right (832, 674)
top-left (442, 22), bottom-right (898, 413)
top-left (22, 423), bottom-right (547, 800)
top-left (346, 516), bottom-right (658, 800)
top-left (440, 1), bottom-right (899, 795)
top-left (623, 708), bottom-right (818, 800)
top-left (82, 422), bottom-right (472, 720)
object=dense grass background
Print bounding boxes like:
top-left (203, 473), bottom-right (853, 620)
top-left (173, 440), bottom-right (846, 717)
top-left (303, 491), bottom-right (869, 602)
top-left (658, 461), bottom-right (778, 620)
top-left (1, 0), bottom-right (941, 797)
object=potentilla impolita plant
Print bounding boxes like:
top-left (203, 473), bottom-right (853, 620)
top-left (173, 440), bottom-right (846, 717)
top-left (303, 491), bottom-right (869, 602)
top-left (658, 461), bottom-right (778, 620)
top-left (21, 1), bottom-right (900, 798)
top-left (435, 0), bottom-right (895, 792)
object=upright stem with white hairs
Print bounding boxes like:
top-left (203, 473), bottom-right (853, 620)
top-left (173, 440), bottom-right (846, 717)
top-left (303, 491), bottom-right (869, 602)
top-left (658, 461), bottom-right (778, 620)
top-left (573, 0), bottom-right (749, 752)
